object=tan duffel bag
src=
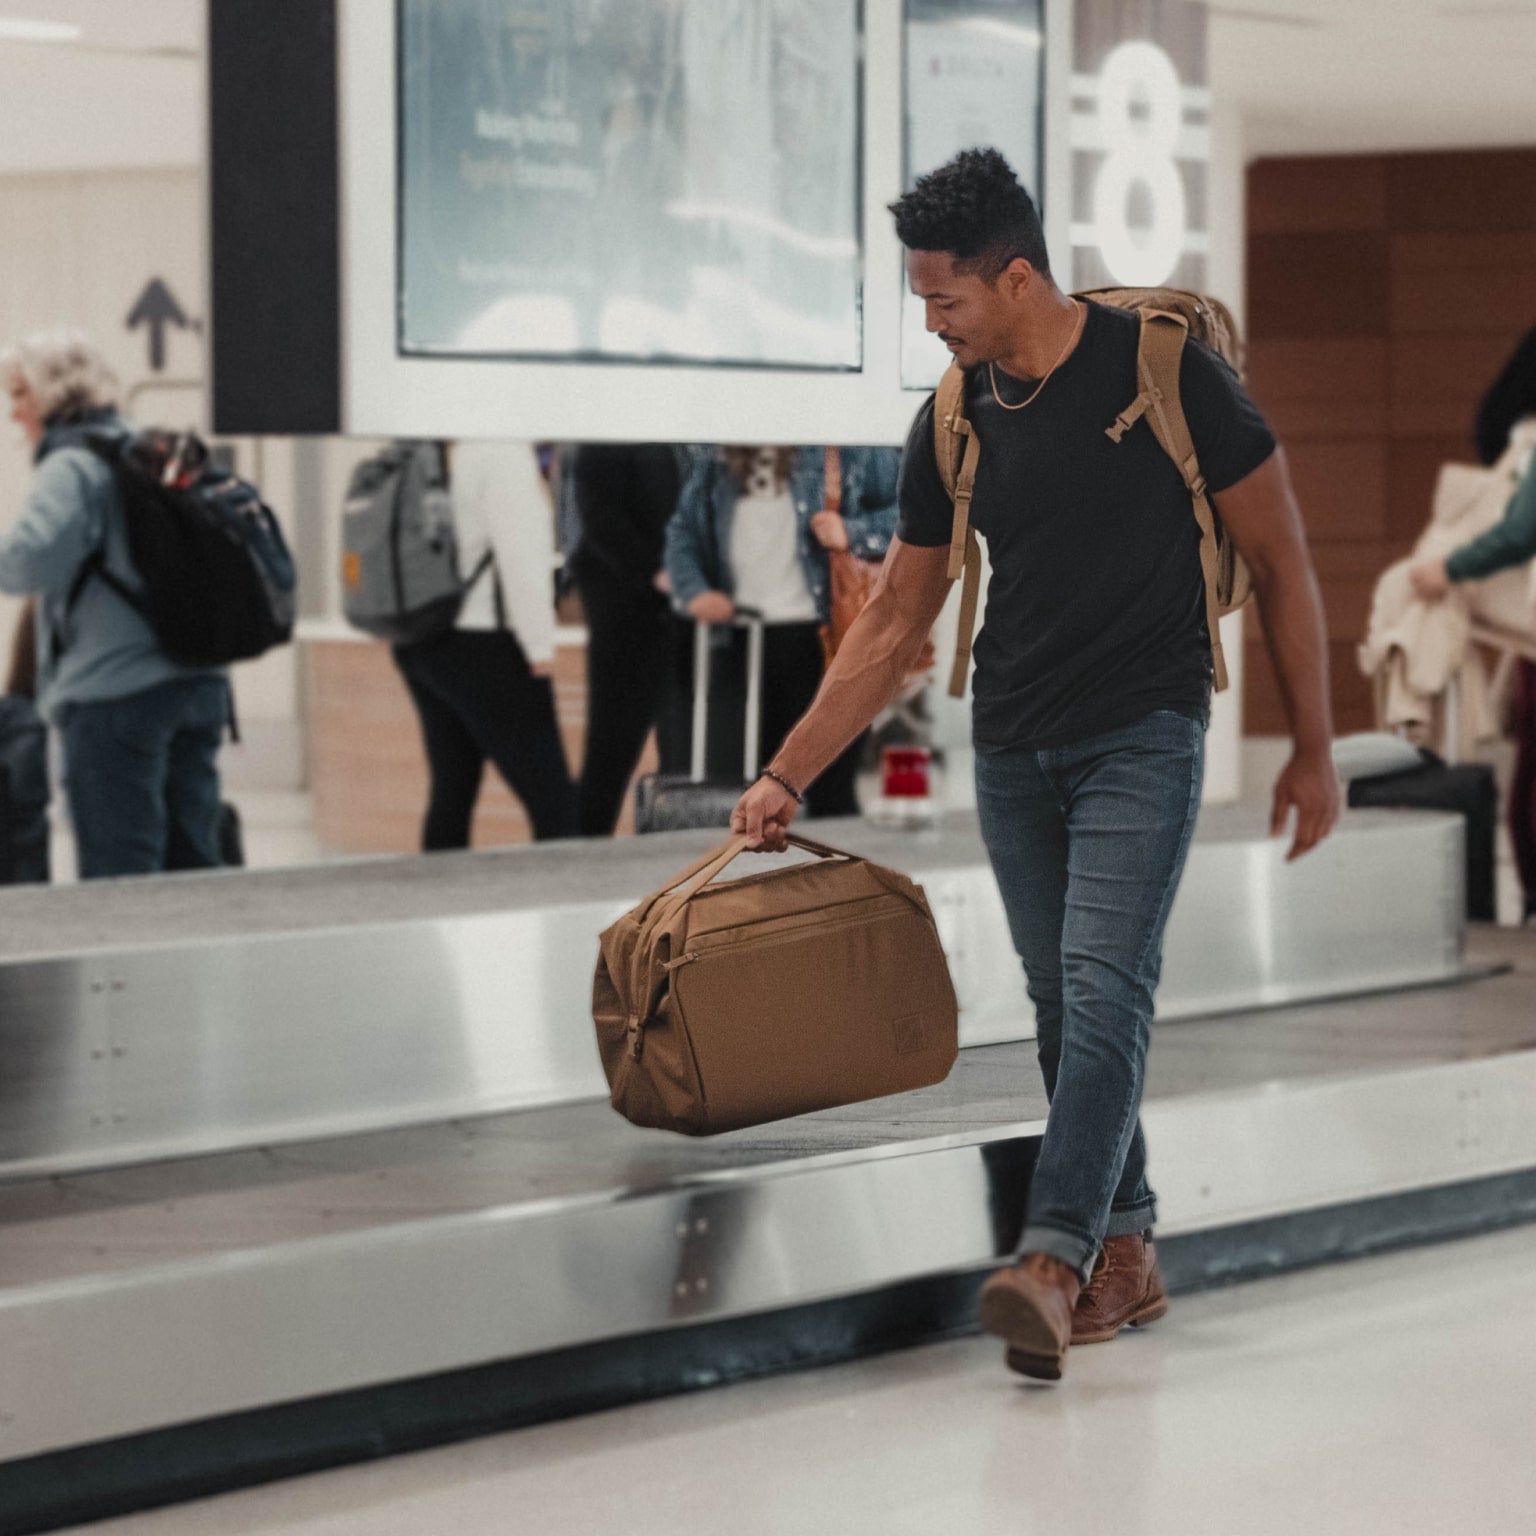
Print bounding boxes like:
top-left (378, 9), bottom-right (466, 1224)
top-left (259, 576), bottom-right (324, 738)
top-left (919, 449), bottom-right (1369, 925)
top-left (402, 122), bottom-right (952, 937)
top-left (593, 833), bottom-right (959, 1135)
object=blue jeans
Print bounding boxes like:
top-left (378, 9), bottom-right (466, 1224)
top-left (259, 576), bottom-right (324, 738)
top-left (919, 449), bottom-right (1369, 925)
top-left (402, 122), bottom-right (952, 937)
top-left (974, 709), bottom-right (1206, 1282)
top-left (59, 676), bottom-right (229, 880)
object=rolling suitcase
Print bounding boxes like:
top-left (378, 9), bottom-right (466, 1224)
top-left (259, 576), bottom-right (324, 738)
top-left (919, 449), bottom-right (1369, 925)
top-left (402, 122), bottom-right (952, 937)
top-left (1347, 748), bottom-right (1497, 921)
top-left (634, 612), bottom-right (764, 834)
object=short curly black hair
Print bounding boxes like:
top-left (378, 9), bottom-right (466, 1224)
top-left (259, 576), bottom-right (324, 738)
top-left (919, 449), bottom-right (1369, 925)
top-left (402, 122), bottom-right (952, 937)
top-left (888, 147), bottom-right (1050, 282)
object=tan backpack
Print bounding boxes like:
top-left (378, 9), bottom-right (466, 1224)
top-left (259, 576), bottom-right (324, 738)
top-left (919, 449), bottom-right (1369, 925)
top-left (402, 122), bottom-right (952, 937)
top-left (934, 286), bottom-right (1254, 697)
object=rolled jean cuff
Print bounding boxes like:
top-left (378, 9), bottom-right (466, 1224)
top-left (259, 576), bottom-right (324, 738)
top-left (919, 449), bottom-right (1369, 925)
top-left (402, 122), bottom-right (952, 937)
top-left (1103, 1198), bottom-right (1158, 1240)
top-left (1019, 1224), bottom-right (1097, 1286)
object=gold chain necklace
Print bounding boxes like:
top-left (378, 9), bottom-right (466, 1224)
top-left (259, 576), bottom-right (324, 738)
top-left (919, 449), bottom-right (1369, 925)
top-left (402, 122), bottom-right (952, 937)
top-left (988, 300), bottom-right (1087, 412)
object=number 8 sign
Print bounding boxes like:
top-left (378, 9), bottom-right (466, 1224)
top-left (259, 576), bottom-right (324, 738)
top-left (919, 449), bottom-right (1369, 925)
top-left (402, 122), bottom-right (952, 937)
top-left (1090, 41), bottom-right (1188, 288)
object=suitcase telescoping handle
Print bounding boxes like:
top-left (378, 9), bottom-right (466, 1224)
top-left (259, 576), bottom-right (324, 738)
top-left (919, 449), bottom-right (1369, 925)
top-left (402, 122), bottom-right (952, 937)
top-left (690, 608), bottom-right (765, 785)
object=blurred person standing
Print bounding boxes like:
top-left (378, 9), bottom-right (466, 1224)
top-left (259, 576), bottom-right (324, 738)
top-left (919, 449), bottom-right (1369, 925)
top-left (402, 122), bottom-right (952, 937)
top-left (392, 440), bottom-right (579, 849)
top-left (0, 597), bottom-right (49, 884)
top-left (0, 332), bottom-right (229, 879)
top-left (664, 444), bottom-right (899, 819)
top-left (1410, 324), bottom-right (1536, 923)
top-left (568, 442), bottom-right (687, 836)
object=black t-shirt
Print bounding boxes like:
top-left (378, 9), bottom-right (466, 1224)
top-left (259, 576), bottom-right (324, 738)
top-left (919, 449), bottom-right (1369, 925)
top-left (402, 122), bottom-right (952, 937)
top-left (898, 301), bottom-right (1276, 752)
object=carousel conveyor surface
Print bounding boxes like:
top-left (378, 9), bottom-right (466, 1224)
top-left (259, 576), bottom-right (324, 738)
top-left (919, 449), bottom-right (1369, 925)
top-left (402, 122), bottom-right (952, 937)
top-left (2, 927), bottom-right (1535, 1485)
top-left (0, 807), bottom-right (1471, 1179)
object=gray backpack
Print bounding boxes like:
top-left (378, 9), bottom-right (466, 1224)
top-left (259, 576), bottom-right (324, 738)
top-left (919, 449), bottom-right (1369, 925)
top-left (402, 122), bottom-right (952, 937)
top-left (341, 441), bottom-right (495, 644)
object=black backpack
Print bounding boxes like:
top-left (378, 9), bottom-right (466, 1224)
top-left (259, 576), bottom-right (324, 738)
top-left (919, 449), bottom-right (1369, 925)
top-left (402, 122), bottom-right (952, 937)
top-left (64, 430), bottom-right (296, 668)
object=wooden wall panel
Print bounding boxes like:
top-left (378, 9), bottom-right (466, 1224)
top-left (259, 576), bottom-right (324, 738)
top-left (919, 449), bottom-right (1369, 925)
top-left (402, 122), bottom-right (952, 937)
top-left (1284, 440), bottom-right (1387, 545)
top-left (1385, 150), bottom-right (1536, 234)
top-left (1309, 544), bottom-right (1393, 642)
top-left (1246, 232), bottom-right (1392, 339)
top-left (1244, 149), bottom-right (1536, 738)
top-left (1246, 155), bottom-right (1386, 235)
top-left (1383, 434), bottom-right (1475, 549)
top-left (1388, 333), bottom-right (1531, 434)
top-left (1390, 262), bottom-right (1536, 335)
top-left (1244, 338), bottom-right (1387, 439)
top-left (1243, 637), bottom-right (1374, 739)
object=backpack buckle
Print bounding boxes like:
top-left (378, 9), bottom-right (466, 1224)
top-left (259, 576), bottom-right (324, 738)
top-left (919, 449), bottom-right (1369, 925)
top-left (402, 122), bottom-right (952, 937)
top-left (1105, 389), bottom-right (1160, 444)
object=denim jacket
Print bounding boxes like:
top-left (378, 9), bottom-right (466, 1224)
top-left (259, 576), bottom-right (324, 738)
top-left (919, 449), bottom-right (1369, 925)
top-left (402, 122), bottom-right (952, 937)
top-left (664, 446), bottom-right (900, 626)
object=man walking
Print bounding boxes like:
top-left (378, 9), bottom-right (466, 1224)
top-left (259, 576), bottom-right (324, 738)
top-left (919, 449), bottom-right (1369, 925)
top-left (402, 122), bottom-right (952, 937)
top-left (731, 148), bottom-right (1339, 1381)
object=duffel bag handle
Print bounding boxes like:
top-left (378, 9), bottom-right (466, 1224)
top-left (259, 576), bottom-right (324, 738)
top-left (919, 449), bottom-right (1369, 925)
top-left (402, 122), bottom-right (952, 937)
top-left (626, 833), bottom-right (861, 1031)
top-left (674, 832), bottom-right (853, 904)
top-left (636, 831), bottom-right (855, 930)
top-left (632, 836), bottom-right (747, 926)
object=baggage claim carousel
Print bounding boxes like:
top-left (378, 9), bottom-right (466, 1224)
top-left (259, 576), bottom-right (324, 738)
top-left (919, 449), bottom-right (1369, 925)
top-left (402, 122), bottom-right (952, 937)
top-left (2, 808), bottom-right (1535, 1531)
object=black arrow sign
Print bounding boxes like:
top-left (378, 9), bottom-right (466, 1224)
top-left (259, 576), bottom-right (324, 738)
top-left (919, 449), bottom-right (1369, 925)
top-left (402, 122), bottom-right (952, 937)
top-left (126, 278), bottom-right (190, 373)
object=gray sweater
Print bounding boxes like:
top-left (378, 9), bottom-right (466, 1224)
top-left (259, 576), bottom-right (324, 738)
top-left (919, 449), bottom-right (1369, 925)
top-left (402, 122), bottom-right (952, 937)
top-left (0, 414), bottom-right (223, 721)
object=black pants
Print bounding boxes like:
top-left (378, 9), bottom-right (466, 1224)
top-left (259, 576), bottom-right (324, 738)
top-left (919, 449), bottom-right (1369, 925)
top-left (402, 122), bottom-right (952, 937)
top-left (571, 557), bottom-right (686, 836)
top-left (393, 629), bottom-right (579, 848)
top-left (705, 621), bottom-right (862, 819)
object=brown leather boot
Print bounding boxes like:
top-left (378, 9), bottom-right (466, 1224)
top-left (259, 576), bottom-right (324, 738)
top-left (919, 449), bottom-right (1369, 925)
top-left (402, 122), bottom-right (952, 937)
top-left (977, 1252), bottom-right (1082, 1382)
top-left (1071, 1234), bottom-right (1169, 1345)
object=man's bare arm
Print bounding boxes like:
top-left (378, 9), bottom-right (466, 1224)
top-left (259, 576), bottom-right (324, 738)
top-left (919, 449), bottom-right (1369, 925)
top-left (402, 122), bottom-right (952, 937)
top-left (732, 538), bottom-right (952, 850)
top-left (1211, 447), bottom-right (1340, 859)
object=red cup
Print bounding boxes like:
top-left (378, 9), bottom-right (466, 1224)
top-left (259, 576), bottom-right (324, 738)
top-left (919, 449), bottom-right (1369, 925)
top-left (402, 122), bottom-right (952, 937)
top-left (881, 746), bottom-right (931, 800)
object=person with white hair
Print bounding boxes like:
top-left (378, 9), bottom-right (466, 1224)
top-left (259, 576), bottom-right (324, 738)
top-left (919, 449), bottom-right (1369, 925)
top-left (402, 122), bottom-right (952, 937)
top-left (0, 330), bottom-right (230, 879)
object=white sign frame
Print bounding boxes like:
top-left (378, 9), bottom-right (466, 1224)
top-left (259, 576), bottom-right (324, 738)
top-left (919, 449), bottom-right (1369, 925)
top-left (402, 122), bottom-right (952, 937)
top-left (338, 0), bottom-right (1075, 445)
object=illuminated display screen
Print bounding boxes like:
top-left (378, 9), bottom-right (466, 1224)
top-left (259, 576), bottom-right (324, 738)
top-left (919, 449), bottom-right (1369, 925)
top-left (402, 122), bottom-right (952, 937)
top-left (398, 0), bottom-right (863, 370)
top-left (902, 0), bottom-right (1044, 389)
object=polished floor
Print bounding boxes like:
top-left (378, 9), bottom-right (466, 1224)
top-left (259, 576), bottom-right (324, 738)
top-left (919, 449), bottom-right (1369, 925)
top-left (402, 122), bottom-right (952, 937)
top-left (64, 1223), bottom-right (1536, 1536)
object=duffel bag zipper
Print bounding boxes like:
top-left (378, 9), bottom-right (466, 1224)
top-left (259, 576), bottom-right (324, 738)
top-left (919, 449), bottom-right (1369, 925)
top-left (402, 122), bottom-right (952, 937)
top-left (675, 890), bottom-right (909, 958)
top-left (629, 897), bottom-right (920, 1061)
top-left (671, 897), bottom-right (913, 971)
top-left (627, 947), bottom-right (704, 1060)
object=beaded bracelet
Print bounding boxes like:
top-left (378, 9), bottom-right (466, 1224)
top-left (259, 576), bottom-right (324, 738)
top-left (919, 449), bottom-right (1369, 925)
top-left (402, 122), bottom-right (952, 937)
top-left (760, 768), bottom-right (803, 803)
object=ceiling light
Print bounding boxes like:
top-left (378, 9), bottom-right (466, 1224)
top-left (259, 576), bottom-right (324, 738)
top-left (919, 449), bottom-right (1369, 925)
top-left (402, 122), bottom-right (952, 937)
top-left (0, 17), bottom-right (82, 44)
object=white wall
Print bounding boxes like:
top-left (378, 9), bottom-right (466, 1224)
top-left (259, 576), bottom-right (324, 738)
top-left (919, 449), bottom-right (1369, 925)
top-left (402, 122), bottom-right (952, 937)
top-left (0, 1), bottom-right (202, 174)
top-left (0, 168), bottom-right (207, 653)
top-left (0, 50), bottom-right (200, 175)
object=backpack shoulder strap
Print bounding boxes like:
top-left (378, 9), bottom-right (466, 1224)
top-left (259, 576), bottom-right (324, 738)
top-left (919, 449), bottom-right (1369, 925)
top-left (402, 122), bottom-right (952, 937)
top-left (933, 365), bottom-right (983, 698)
top-left (933, 365), bottom-right (967, 501)
top-left (1113, 310), bottom-right (1233, 692)
top-left (47, 432), bottom-right (150, 666)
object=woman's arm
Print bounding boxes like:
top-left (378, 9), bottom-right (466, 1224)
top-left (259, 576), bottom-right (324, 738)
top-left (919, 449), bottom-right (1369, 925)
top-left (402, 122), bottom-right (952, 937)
top-left (838, 447), bottom-right (901, 561)
top-left (663, 453), bottom-right (722, 613)
top-left (1411, 465), bottom-right (1536, 599)
top-left (1447, 466), bottom-right (1536, 582)
top-left (0, 452), bottom-right (101, 597)
top-left (458, 440), bottom-right (558, 666)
